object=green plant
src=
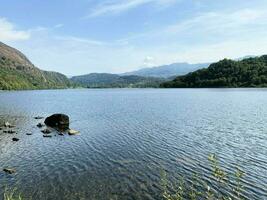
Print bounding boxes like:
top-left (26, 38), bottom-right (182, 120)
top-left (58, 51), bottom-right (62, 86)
top-left (162, 154), bottom-right (247, 200)
top-left (3, 188), bottom-right (23, 200)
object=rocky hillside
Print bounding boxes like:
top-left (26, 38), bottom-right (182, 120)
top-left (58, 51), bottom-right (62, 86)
top-left (161, 56), bottom-right (267, 88)
top-left (0, 42), bottom-right (71, 90)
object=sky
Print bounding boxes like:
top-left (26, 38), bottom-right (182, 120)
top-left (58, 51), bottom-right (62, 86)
top-left (1, 0), bottom-right (267, 76)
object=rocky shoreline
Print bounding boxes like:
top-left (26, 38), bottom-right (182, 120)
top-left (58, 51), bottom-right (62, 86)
top-left (0, 113), bottom-right (79, 174)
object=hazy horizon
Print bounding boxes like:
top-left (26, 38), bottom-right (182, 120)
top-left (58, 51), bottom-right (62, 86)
top-left (1, 0), bottom-right (267, 76)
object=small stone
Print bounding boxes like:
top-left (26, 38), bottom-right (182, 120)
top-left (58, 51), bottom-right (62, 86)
top-left (68, 129), bottom-right (79, 135)
top-left (3, 168), bottom-right (16, 174)
top-left (58, 133), bottom-right (64, 136)
top-left (4, 122), bottom-right (10, 127)
top-left (8, 130), bottom-right (16, 134)
top-left (43, 135), bottom-right (52, 138)
top-left (41, 129), bottom-right (52, 134)
top-left (4, 122), bottom-right (15, 128)
top-left (37, 123), bottom-right (45, 128)
top-left (12, 137), bottom-right (19, 142)
top-left (34, 116), bottom-right (44, 119)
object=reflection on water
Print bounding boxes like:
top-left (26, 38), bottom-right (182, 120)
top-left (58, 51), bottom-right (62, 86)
top-left (0, 89), bottom-right (267, 199)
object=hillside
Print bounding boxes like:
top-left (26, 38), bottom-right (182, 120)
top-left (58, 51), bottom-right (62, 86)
top-left (0, 42), bottom-right (71, 90)
top-left (161, 56), bottom-right (267, 88)
top-left (122, 62), bottom-right (209, 78)
top-left (71, 73), bottom-right (166, 88)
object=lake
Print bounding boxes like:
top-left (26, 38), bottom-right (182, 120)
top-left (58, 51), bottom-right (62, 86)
top-left (0, 89), bottom-right (266, 200)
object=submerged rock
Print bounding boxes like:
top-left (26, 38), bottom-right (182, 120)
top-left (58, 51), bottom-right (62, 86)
top-left (34, 116), bottom-right (44, 119)
top-left (68, 129), bottom-right (79, 135)
top-left (3, 168), bottom-right (16, 174)
top-left (8, 130), bottom-right (16, 134)
top-left (12, 137), bottom-right (19, 142)
top-left (41, 129), bottom-right (52, 134)
top-left (26, 133), bottom-right (32, 135)
top-left (44, 114), bottom-right (69, 131)
top-left (43, 135), bottom-right (52, 138)
top-left (37, 123), bottom-right (45, 128)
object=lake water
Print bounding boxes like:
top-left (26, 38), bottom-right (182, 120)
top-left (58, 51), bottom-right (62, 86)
top-left (0, 89), bottom-right (266, 200)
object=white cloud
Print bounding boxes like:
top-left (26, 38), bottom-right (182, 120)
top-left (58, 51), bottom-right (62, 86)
top-left (165, 9), bottom-right (267, 36)
top-left (54, 36), bottom-right (108, 46)
top-left (0, 18), bottom-right (30, 42)
top-left (87, 0), bottom-right (178, 17)
top-left (143, 56), bottom-right (155, 66)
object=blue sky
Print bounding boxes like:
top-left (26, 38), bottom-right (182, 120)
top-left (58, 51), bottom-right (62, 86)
top-left (1, 0), bottom-right (267, 75)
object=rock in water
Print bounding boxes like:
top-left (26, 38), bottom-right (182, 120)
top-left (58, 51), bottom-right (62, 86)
top-left (4, 122), bottom-right (15, 128)
top-left (8, 130), bottom-right (16, 134)
top-left (3, 168), bottom-right (16, 174)
top-left (12, 137), bottom-right (19, 142)
top-left (37, 123), bottom-right (45, 128)
top-left (34, 116), bottom-right (44, 119)
top-left (41, 129), bottom-right (52, 134)
top-left (68, 129), bottom-right (79, 135)
top-left (44, 114), bottom-right (69, 131)
top-left (4, 122), bottom-right (11, 127)
top-left (43, 135), bottom-right (52, 138)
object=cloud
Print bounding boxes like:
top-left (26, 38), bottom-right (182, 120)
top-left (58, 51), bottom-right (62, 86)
top-left (54, 36), bottom-right (108, 46)
top-left (0, 18), bottom-right (30, 42)
top-left (54, 24), bottom-right (64, 28)
top-left (165, 9), bottom-right (267, 37)
top-left (143, 56), bottom-right (155, 66)
top-left (86, 0), bottom-right (178, 18)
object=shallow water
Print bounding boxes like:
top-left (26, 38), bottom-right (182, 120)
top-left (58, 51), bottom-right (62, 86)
top-left (0, 89), bottom-right (266, 200)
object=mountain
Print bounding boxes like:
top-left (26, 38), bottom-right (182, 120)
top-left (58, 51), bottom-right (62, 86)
top-left (0, 42), bottom-right (71, 90)
top-left (121, 62), bottom-right (209, 78)
top-left (71, 73), bottom-right (166, 88)
top-left (161, 56), bottom-right (267, 88)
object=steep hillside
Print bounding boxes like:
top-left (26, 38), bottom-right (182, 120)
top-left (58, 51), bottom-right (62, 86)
top-left (71, 73), bottom-right (166, 88)
top-left (0, 42), bottom-right (71, 90)
top-left (122, 62), bottom-right (209, 78)
top-left (161, 56), bottom-right (267, 88)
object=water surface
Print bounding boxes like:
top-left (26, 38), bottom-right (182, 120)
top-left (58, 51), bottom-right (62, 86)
top-left (0, 89), bottom-right (266, 199)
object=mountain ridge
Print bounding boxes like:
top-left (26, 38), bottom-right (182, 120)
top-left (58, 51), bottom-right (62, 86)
top-left (121, 62), bottom-right (209, 78)
top-left (161, 56), bottom-right (267, 88)
top-left (0, 42), bottom-right (71, 90)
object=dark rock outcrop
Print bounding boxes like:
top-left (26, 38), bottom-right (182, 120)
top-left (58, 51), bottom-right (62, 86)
top-left (3, 168), bottom-right (16, 174)
top-left (44, 114), bottom-right (69, 131)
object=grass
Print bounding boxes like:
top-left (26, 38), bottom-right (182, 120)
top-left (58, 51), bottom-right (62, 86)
top-left (3, 188), bottom-right (23, 200)
top-left (161, 154), bottom-right (247, 200)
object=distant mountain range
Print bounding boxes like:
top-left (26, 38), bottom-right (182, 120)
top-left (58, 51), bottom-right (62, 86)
top-left (161, 56), bottom-right (267, 88)
top-left (70, 62), bottom-right (210, 88)
top-left (0, 42), bottom-right (71, 90)
top-left (2, 41), bottom-right (264, 90)
top-left (121, 62), bottom-right (209, 78)
top-left (70, 73), bottom-right (166, 88)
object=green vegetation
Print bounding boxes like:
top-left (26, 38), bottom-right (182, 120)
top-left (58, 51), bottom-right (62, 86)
top-left (0, 42), bottom-right (72, 90)
top-left (4, 188), bottom-right (23, 200)
top-left (0, 56), bottom-right (71, 90)
top-left (71, 73), bottom-right (166, 88)
top-left (161, 55), bottom-right (267, 88)
top-left (161, 154), bottom-right (247, 200)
